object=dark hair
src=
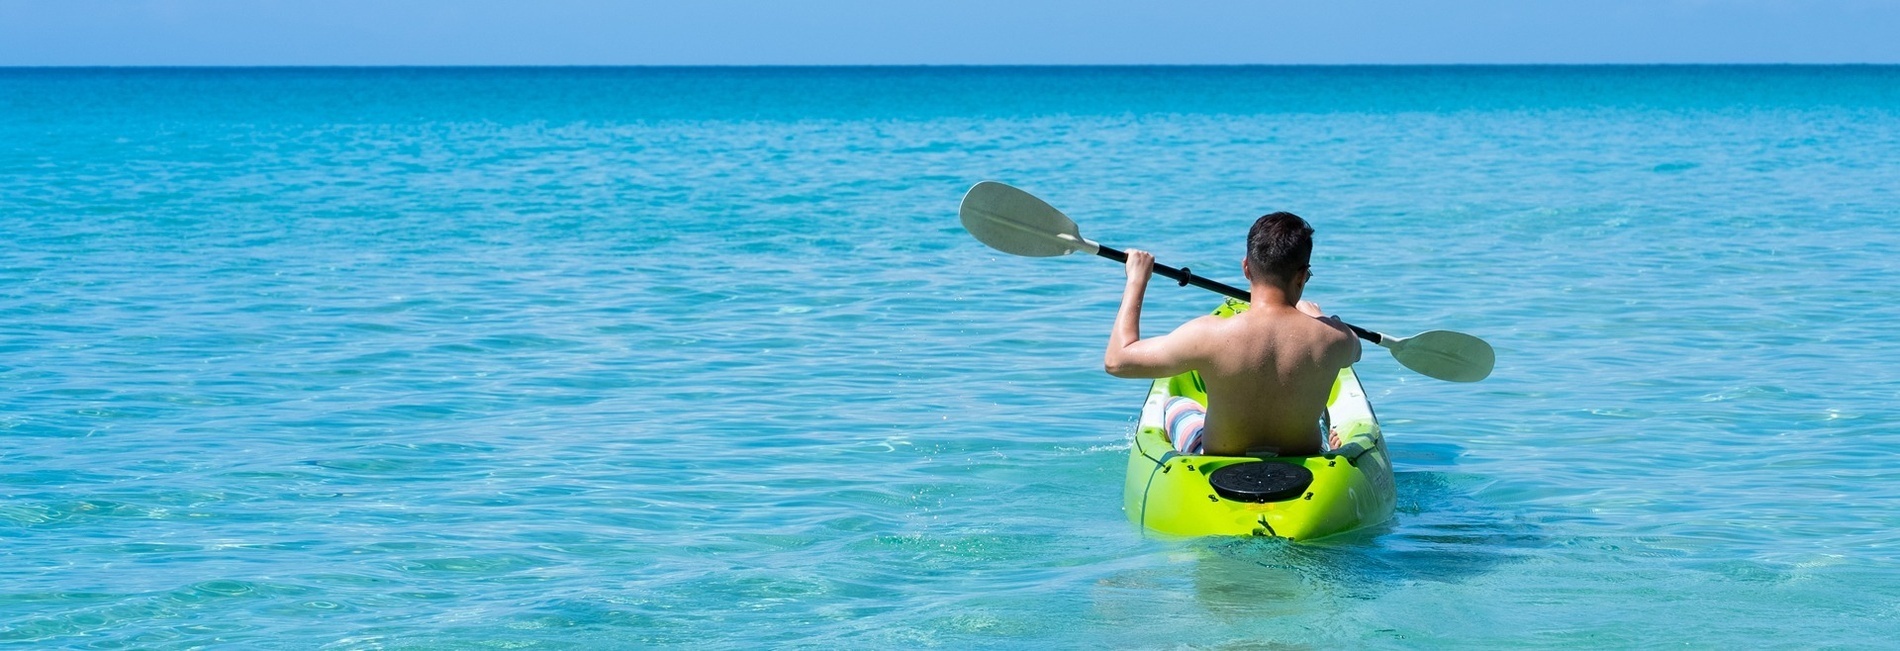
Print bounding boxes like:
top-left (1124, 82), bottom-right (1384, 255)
top-left (1246, 212), bottom-right (1313, 282)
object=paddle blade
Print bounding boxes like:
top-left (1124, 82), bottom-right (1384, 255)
top-left (1387, 330), bottom-right (1495, 382)
top-left (959, 181), bottom-right (1096, 257)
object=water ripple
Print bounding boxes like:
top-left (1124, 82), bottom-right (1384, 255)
top-left (3, 66), bottom-right (1899, 648)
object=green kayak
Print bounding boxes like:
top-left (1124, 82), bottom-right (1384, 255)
top-left (1121, 299), bottom-right (1397, 540)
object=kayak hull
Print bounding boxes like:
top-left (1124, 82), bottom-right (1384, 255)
top-left (1121, 300), bottom-right (1397, 541)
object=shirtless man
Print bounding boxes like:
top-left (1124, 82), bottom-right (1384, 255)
top-left (1102, 212), bottom-right (1360, 457)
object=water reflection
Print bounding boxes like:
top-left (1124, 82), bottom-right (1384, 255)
top-left (1182, 466), bottom-right (1550, 613)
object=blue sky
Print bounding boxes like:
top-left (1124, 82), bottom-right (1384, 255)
top-left (2, 0), bottom-right (1896, 65)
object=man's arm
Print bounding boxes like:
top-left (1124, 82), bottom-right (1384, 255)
top-left (1299, 300), bottom-right (1362, 367)
top-left (1104, 250), bottom-right (1204, 378)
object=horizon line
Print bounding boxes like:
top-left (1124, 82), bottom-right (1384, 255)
top-left (4, 62), bottom-right (1897, 69)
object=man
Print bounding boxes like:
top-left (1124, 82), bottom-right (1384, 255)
top-left (1102, 212), bottom-right (1360, 457)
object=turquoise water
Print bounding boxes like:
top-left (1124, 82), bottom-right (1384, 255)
top-left (4, 66), bottom-right (1899, 648)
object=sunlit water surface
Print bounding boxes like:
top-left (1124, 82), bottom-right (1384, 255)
top-left (4, 67), bottom-right (1899, 648)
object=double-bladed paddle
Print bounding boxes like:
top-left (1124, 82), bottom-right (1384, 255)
top-left (958, 180), bottom-right (1495, 383)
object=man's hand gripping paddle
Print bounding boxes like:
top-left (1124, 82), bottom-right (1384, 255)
top-left (958, 180), bottom-right (1495, 383)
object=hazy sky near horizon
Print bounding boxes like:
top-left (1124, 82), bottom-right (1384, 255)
top-left (3, 0), bottom-right (1897, 66)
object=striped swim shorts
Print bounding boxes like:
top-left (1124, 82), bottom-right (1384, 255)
top-left (1163, 396), bottom-right (1207, 454)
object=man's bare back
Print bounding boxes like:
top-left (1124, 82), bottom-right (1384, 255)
top-left (1102, 213), bottom-right (1358, 457)
top-left (1180, 303), bottom-right (1358, 455)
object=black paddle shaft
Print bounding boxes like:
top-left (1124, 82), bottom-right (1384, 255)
top-left (1092, 244), bottom-right (1383, 344)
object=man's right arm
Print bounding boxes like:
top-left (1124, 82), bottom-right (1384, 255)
top-left (1105, 316), bottom-right (1211, 379)
top-left (1104, 250), bottom-right (1207, 378)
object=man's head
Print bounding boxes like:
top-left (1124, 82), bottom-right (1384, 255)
top-left (1245, 211), bottom-right (1313, 289)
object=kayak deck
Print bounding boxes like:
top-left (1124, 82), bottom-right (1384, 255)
top-left (1121, 300), bottom-right (1396, 541)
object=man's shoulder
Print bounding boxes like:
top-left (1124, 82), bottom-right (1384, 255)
top-left (1322, 315), bottom-right (1359, 341)
top-left (1174, 313), bottom-right (1228, 338)
top-left (1277, 311), bottom-right (1358, 355)
top-left (1316, 316), bottom-right (1362, 364)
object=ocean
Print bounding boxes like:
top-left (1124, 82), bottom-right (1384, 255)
top-left (3, 66), bottom-right (1898, 648)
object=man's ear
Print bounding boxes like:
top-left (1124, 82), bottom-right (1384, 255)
top-left (1242, 258), bottom-right (1252, 282)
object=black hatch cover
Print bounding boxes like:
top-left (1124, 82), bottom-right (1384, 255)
top-left (1209, 461), bottom-right (1314, 503)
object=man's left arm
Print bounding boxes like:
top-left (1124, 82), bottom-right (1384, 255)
top-left (1299, 300), bottom-right (1362, 366)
